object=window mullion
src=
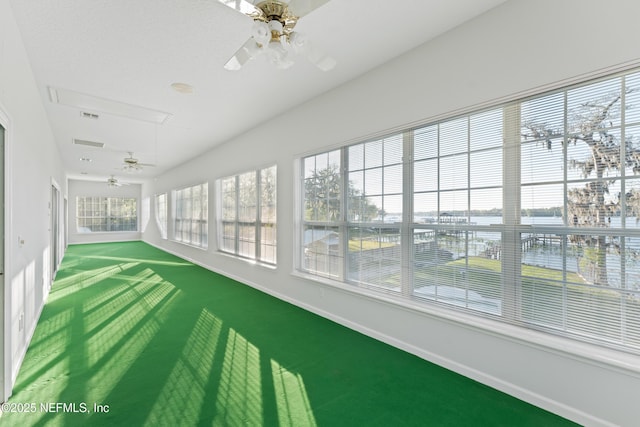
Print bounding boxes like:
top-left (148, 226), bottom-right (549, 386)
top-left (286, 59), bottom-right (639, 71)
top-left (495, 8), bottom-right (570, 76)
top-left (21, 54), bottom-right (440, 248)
top-left (235, 175), bottom-right (240, 256)
top-left (341, 147), bottom-right (348, 282)
top-left (502, 103), bottom-right (522, 322)
top-left (620, 78), bottom-right (627, 290)
top-left (620, 77), bottom-right (629, 343)
top-left (466, 116), bottom-right (471, 297)
top-left (107, 197), bottom-right (111, 232)
top-left (256, 169), bottom-right (262, 262)
top-left (401, 130), bottom-right (413, 297)
top-left (562, 91), bottom-right (569, 329)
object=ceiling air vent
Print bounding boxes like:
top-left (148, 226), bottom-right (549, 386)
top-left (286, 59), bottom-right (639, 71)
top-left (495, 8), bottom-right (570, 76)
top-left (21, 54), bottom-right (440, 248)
top-left (73, 138), bottom-right (104, 148)
top-left (80, 111), bottom-right (99, 119)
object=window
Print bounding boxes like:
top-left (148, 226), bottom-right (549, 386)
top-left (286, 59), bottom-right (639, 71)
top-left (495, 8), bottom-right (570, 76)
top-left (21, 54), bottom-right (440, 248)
top-left (413, 110), bottom-right (504, 314)
top-left (303, 151), bottom-right (342, 277)
top-left (155, 193), bottom-right (167, 239)
top-left (299, 68), bottom-right (640, 354)
top-left (76, 196), bottom-right (137, 232)
top-left (173, 183), bottom-right (208, 248)
top-left (218, 165), bottom-right (277, 264)
top-left (348, 135), bottom-right (403, 289)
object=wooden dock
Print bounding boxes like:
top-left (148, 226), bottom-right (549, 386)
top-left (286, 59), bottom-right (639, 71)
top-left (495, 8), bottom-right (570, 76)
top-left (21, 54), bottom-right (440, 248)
top-left (484, 234), bottom-right (562, 259)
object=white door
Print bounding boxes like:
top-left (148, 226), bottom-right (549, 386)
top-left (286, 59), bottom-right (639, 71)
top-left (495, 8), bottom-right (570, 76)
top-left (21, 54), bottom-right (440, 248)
top-left (51, 185), bottom-right (59, 280)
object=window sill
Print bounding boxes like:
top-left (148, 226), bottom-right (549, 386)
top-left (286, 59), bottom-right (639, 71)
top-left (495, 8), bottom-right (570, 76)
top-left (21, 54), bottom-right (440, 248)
top-left (217, 250), bottom-right (277, 270)
top-left (170, 239), bottom-right (208, 251)
top-left (75, 230), bottom-right (140, 235)
top-left (290, 270), bottom-right (640, 378)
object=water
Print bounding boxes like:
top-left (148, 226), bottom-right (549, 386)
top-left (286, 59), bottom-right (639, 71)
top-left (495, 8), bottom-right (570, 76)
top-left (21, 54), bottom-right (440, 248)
top-left (421, 216), bottom-right (640, 289)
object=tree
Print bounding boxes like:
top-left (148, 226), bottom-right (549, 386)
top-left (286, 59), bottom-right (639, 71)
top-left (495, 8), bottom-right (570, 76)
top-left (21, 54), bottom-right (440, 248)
top-left (305, 165), bottom-right (341, 221)
top-left (522, 88), bottom-right (640, 286)
top-left (305, 165), bottom-right (379, 222)
top-left (348, 188), bottom-right (381, 222)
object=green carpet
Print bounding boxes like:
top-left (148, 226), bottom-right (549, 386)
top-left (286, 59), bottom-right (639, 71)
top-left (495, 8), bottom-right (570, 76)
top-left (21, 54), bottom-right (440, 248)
top-left (2, 242), bottom-right (578, 426)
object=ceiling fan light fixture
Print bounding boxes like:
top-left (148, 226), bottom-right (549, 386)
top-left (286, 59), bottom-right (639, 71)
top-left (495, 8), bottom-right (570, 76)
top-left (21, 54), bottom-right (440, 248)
top-left (245, 40), bottom-right (261, 56)
top-left (123, 164), bottom-right (142, 173)
top-left (251, 21), bottom-right (271, 46)
top-left (287, 31), bottom-right (306, 53)
top-left (267, 19), bottom-right (284, 35)
top-left (266, 40), bottom-right (293, 69)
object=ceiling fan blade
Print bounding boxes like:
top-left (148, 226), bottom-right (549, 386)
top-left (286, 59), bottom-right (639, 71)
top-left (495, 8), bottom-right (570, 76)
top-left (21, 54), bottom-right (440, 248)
top-left (217, 0), bottom-right (259, 15)
top-left (309, 52), bottom-right (336, 71)
top-left (298, 39), bottom-right (336, 71)
top-left (137, 163), bottom-right (156, 167)
top-left (224, 37), bottom-right (262, 70)
top-left (287, 0), bottom-right (330, 18)
top-left (107, 176), bottom-right (122, 187)
top-left (286, 32), bottom-right (335, 71)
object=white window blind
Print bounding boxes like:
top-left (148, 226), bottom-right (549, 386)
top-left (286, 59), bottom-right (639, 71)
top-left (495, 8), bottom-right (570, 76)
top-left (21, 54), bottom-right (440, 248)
top-left (155, 193), bottom-right (167, 239)
top-left (302, 150), bottom-right (342, 278)
top-left (76, 196), bottom-right (137, 232)
top-left (173, 183), bottom-right (208, 248)
top-left (517, 72), bottom-right (640, 348)
top-left (218, 165), bottom-right (277, 264)
top-left (347, 135), bottom-right (403, 290)
top-left (413, 109), bottom-right (504, 316)
top-left (298, 68), bottom-right (640, 354)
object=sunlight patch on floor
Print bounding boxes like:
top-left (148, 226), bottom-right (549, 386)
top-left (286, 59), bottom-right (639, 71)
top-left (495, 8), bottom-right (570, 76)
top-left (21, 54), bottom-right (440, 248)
top-left (85, 276), bottom-right (175, 367)
top-left (16, 347), bottom-right (71, 400)
top-left (83, 269), bottom-right (162, 333)
top-left (23, 307), bottom-right (73, 352)
top-left (84, 283), bottom-right (180, 403)
top-left (214, 329), bottom-right (263, 426)
top-left (271, 359), bottom-right (317, 427)
top-left (145, 309), bottom-right (223, 425)
top-left (86, 255), bottom-right (192, 267)
top-left (47, 262), bottom-right (140, 303)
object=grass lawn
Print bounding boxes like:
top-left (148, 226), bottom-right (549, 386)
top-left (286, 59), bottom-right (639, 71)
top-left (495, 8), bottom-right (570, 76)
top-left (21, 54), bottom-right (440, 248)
top-left (448, 256), bottom-right (585, 283)
top-left (348, 239), bottom-right (396, 251)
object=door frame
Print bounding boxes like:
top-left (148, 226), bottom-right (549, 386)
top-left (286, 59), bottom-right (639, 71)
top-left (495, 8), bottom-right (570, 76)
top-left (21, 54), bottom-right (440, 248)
top-left (0, 103), bottom-right (13, 402)
top-left (50, 180), bottom-right (61, 284)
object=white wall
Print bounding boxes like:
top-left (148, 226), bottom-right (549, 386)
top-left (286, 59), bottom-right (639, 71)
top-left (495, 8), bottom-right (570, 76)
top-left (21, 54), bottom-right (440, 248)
top-left (67, 179), bottom-right (142, 245)
top-left (0, 0), bottom-right (66, 400)
top-left (143, 0), bottom-right (640, 425)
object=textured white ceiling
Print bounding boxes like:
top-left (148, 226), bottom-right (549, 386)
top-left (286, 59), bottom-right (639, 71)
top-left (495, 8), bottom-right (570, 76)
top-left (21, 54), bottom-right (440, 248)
top-left (9, 0), bottom-right (507, 182)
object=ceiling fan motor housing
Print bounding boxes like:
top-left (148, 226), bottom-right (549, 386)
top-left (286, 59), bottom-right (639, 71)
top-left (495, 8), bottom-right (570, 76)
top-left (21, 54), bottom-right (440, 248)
top-left (254, 1), bottom-right (299, 36)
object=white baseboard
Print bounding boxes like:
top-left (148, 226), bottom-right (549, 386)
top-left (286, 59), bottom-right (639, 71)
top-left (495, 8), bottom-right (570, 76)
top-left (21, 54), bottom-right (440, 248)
top-left (8, 284), bottom-right (47, 400)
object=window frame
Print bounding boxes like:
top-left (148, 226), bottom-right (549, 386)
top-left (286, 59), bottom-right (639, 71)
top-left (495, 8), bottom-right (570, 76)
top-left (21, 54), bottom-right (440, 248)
top-left (76, 196), bottom-right (138, 233)
top-left (217, 165), bottom-right (277, 265)
top-left (297, 67), bottom-right (640, 355)
top-left (172, 182), bottom-right (208, 249)
top-left (155, 192), bottom-right (168, 239)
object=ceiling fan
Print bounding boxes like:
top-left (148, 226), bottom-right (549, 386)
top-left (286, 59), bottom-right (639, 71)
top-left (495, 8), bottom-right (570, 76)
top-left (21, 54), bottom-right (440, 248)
top-left (122, 152), bottom-right (155, 173)
top-left (107, 175), bottom-right (129, 187)
top-left (218, 0), bottom-right (336, 71)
